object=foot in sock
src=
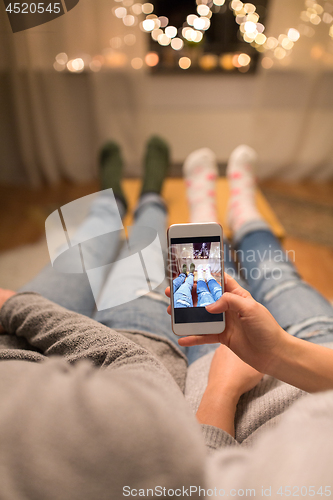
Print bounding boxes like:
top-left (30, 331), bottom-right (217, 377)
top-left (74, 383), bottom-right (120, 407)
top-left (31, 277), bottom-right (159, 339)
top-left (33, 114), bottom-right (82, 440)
top-left (141, 136), bottom-right (170, 196)
top-left (99, 141), bottom-right (127, 211)
top-left (183, 148), bottom-right (218, 223)
top-left (197, 264), bottom-right (205, 281)
top-left (205, 264), bottom-right (214, 282)
top-left (227, 145), bottom-right (263, 234)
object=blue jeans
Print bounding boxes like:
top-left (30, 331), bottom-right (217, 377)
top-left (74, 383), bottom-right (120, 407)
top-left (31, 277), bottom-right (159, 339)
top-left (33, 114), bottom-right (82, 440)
top-left (20, 193), bottom-right (333, 365)
top-left (173, 273), bottom-right (186, 294)
top-left (236, 226), bottom-right (333, 344)
top-left (207, 278), bottom-right (222, 302)
top-left (174, 274), bottom-right (194, 308)
top-left (196, 280), bottom-right (215, 308)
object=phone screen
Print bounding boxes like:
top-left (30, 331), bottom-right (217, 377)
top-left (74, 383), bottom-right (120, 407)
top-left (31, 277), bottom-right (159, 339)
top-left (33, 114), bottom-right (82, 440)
top-left (170, 236), bottom-right (224, 324)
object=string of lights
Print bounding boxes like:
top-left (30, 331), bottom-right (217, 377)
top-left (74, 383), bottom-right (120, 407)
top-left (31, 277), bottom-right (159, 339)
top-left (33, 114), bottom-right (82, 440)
top-left (53, 0), bottom-right (333, 73)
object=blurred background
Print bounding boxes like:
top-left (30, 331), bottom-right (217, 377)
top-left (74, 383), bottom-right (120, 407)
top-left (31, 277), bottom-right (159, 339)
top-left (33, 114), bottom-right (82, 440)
top-left (0, 0), bottom-right (332, 301)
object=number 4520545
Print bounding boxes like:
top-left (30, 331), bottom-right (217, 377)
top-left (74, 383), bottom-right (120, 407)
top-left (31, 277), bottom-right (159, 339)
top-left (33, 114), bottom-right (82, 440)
top-left (277, 486), bottom-right (331, 496)
top-left (6, 3), bottom-right (61, 14)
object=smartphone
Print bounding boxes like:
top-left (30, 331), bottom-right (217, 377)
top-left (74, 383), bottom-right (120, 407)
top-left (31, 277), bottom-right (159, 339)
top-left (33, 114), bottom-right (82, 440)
top-left (167, 222), bottom-right (225, 336)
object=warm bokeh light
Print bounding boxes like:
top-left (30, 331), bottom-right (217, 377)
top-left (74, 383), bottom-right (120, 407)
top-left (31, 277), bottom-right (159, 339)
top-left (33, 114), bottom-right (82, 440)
top-left (179, 57), bottom-right (191, 69)
top-left (255, 33), bottom-right (266, 45)
top-left (158, 34), bottom-right (171, 46)
top-left (288, 28), bottom-right (300, 42)
top-left (114, 7), bottom-right (127, 18)
top-left (265, 37), bottom-right (278, 50)
top-left (274, 47), bottom-right (287, 60)
top-left (231, 1), bottom-right (243, 12)
top-left (261, 56), bottom-right (273, 69)
top-left (159, 16), bottom-right (169, 28)
top-left (53, 61), bottom-right (66, 72)
top-left (55, 53), bottom-right (68, 65)
top-left (238, 53), bottom-right (251, 66)
top-left (145, 52), bottom-right (159, 67)
top-left (244, 21), bottom-right (257, 33)
top-left (131, 3), bottom-right (142, 15)
top-left (165, 26), bottom-right (177, 38)
top-left (104, 51), bottom-right (128, 68)
top-left (219, 53), bottom-right (234, 70)
top-left (67, 58), bottom-right (85, 72)
top-left (124, 34), bottom-right (136, 46)
top-left (89, 59), bottom-right (102, 72)
top-left (197, 4), bottom-right (210, 16)
top-left (199, 54), bottom-right (218, 70)
top-left (232, 54), bottom-right (242, 68)
top-left (244, 3), bottom-right (256, 14)
top-left (171, 37), bottom-right (184, 50)
top-left (74, 0), bottom-right (327, 74)
top-left (187, 14), bottom-right (197, 26)
top-left (131, 57), bottom-right (143, 69)
top-left (151, 29), bottom-right (163, 41)
top-left (142, 3), bottom-right (154, 14)
top-left (123, 15), bottom-right (135, 26)
top-left (142, 19), bottom-right (155, 31)
top-left (282, 38), bottom-right (294, 50)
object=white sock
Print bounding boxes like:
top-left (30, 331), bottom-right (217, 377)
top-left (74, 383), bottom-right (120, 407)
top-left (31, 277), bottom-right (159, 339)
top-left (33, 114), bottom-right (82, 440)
top-left (227, 145), bottom-right (263, 234)
top-left (197, 264), bottom-right (205, 281)
top-left (183, 148), bottom-right (218, 223)
top-left (205, 265), bottom-right (213, 282)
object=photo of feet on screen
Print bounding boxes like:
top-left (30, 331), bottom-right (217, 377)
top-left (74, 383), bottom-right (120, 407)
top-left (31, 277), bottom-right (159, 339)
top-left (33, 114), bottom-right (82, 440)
top-left (170, 239), bottom-right (222, 309)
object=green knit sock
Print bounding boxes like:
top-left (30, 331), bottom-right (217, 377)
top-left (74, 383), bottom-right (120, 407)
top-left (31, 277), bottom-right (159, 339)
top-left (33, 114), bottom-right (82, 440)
top-left (141, 136), bottom-right (170, 196)
top-left (99, 141), bottom-right (127, 210)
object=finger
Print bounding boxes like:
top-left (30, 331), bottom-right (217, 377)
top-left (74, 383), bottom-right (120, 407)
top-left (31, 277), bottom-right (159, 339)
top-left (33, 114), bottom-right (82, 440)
top-left (178, 334), bottom-right (221, 346)
top-left (165, 287), bottom-right (171, 298)
top-left (224, 273), bottom-right (251, 298)
top-left (167, 305), bottom-right (171, 315)
top-left (206, 291), bottom-right (250, 315)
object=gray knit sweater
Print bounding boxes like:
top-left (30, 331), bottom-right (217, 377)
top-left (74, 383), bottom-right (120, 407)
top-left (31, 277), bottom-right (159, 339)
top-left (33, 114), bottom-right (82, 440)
top-left (1, 292), bottom-right (333, 499)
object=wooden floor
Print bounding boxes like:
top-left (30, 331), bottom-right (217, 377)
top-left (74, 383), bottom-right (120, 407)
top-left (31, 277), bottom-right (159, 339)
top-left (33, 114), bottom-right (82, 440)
top-left (1, 178), bottom-right (333, 302)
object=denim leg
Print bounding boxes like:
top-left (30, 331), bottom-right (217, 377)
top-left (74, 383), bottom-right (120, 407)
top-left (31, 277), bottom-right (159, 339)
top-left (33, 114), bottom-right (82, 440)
top-left (224, 238), bottom-right (248, 289)
top-left (93, 195), bottom-right (188, 353)
top-left (207, 278), bottom-right (222, 302)
top-left (174, 275), bottom-right (194, 308)
top-left (173, 274), bottom-right (186, 293)
top-left (19, 191), bottom-right (125, 317)
top-left (196, 280), bottom-right (215, 307)
top-left (235, 224), bottom-right (333, 344)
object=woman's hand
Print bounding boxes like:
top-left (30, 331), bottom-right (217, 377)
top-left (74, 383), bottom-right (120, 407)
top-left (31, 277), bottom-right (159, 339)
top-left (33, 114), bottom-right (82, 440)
top-left (0, 288), bottom-right (16, 333)
top-left (165, 273), bottom-right (288, 375)
top-left (207, 344), bottom-right (264, 398)
top-left (196, 345), bottom-right (263, 435)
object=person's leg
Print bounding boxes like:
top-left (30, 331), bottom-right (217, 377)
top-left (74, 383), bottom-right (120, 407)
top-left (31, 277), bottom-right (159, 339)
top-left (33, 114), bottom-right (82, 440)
top-left (174, 274), bottom-right (194, 308)
top-left (236, 227), bottom-right (333, 344)
top-left (207, 279), bottom-right (222, 302)
top-left (182, 147), bottom-right (250, 364)
top-left (205, 264), bottom-right (223, 302)
top-left (196, 280), bottom-right (215, 307)
top-left (196, 266), bottom-right (215, 307)
top-left (173, 273), bottom-right (186, 293)
top-left (183, 148), bottom-right (219, 223)
top-left (228, 145), bottom-right (333, 345)
top-left (18, 143), bottom-right (127, 317)
top-left (93, 136), bottom-right (187, 351)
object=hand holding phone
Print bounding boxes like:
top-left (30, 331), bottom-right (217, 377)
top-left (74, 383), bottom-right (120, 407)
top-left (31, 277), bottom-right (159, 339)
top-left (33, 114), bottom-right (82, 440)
top-left (167, 222), bottom-right (226, 336)
top-left (170, 273), bottom-right (287, 376)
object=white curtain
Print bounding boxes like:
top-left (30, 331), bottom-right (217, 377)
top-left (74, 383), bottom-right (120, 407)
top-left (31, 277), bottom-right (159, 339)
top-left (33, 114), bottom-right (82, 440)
top-left (0, 0), bottom-right (148, 185)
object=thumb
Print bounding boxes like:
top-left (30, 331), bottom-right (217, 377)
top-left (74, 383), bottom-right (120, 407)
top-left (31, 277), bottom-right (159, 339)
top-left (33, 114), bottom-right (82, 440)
top-left (206, 292), bottom-right (251, 316)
